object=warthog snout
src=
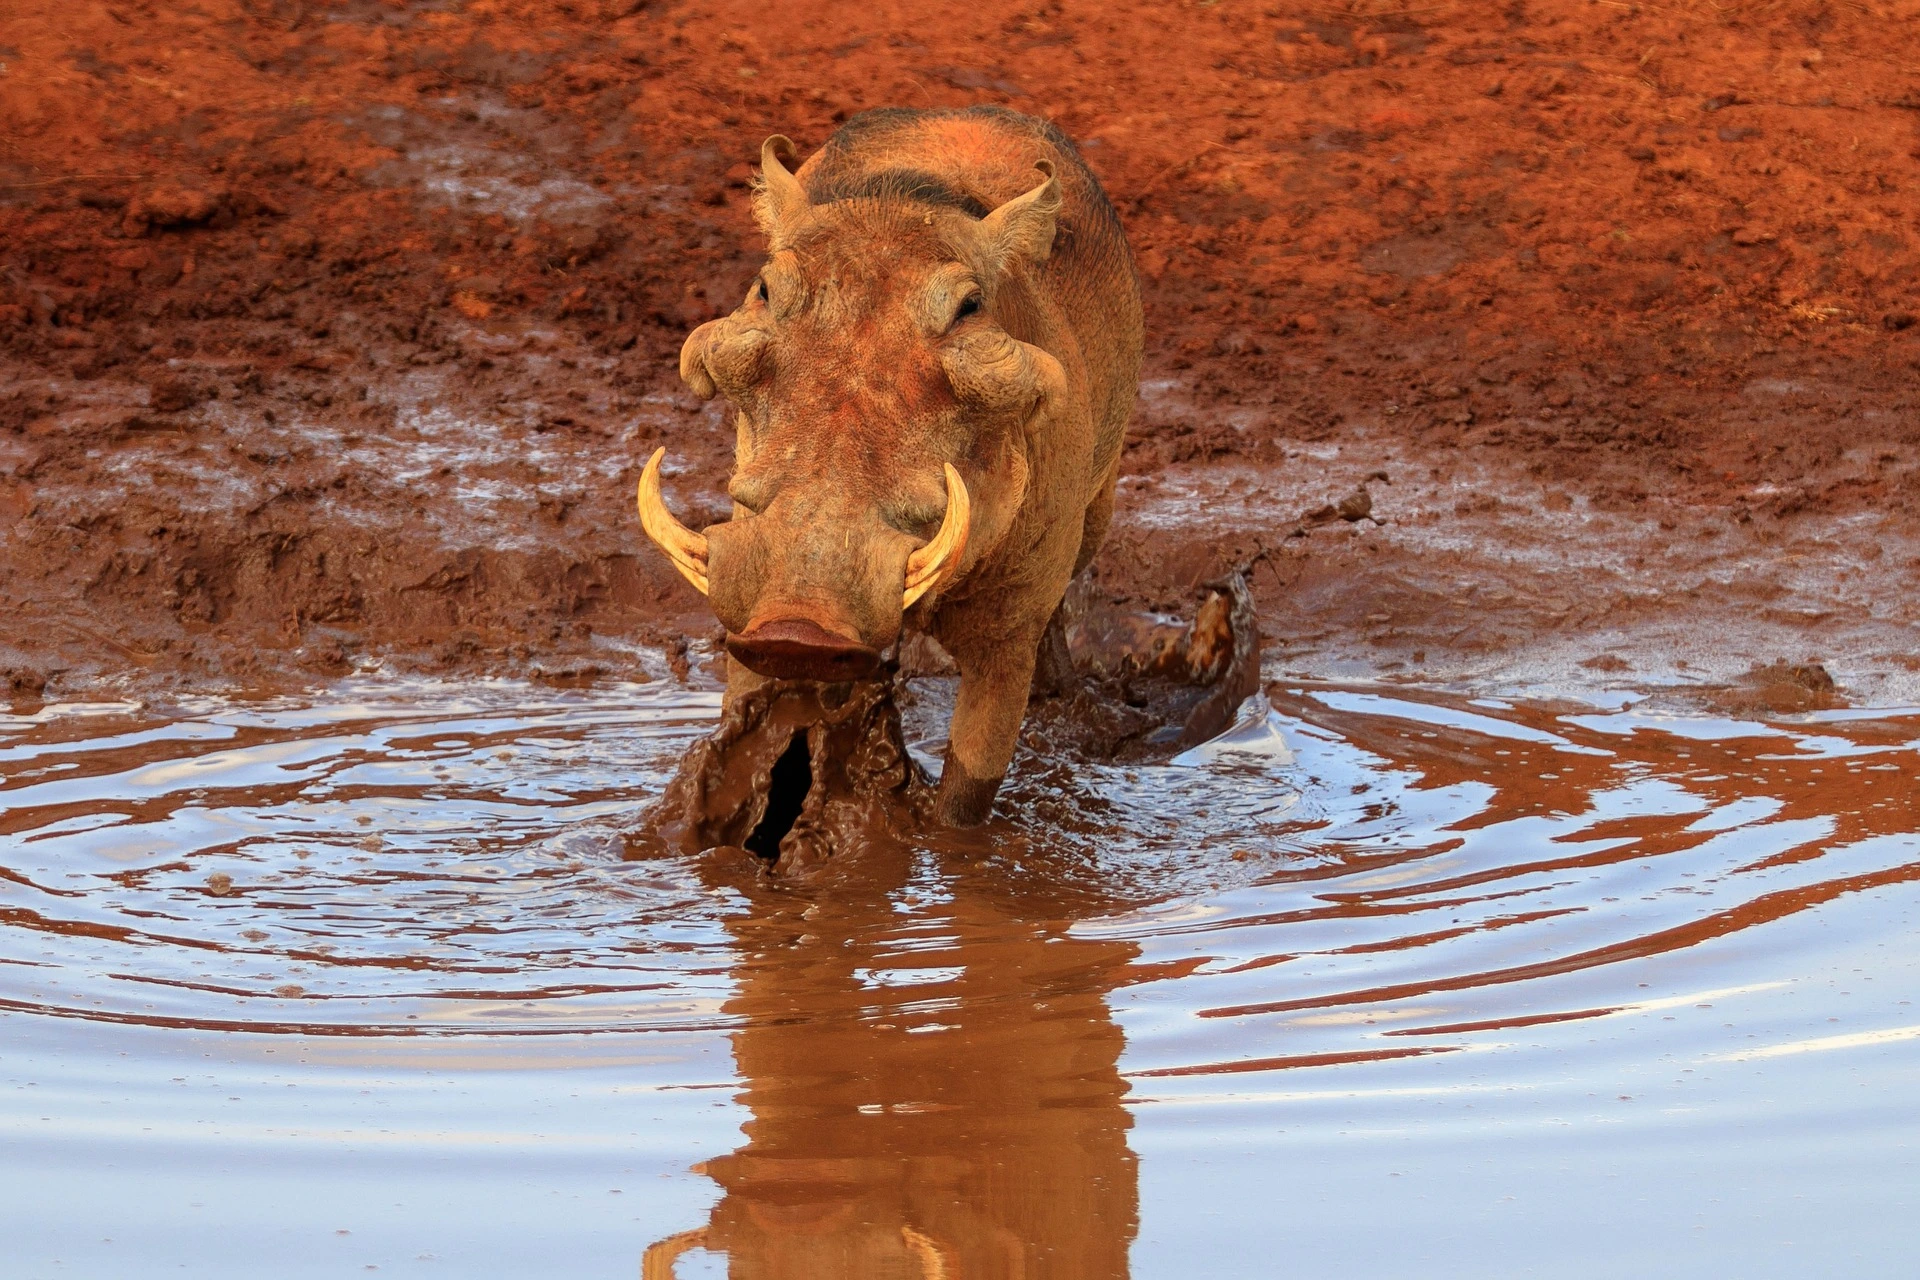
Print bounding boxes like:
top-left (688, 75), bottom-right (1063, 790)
top-left (724, 615), bottom-right (883, 683)
top-left (640, 447), bottom-right (971, 683)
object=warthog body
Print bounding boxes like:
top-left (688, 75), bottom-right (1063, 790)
top-left (644, 106), bottom-right (1142, 825)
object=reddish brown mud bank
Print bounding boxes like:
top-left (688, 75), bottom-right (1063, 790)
top-left (4, 1), bottom-right (1920, 702)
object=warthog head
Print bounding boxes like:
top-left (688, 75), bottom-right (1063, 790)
top-left (638, 136), bottom-right (1070, 682)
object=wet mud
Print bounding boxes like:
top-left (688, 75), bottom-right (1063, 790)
top-left (636, 675), bottom-right (924, 872)
top-left (5, 2), bottom-right (1920, 703)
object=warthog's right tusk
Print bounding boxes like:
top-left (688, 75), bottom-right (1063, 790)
top-left (636, 447), bottom-right (710, 595)
top-left (902, 463), bottom-right (970, 609)
top-left (901, 1225), bottom-right (956, 1279)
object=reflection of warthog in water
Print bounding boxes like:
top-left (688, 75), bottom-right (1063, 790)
top-left (643, 865), bottom-right (1138, 1278)
top-left (637, 106), bottom-right (1143, 827)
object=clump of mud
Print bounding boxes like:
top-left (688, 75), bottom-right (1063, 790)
top-left (1033, 572), bottom-right (1263, 762)
top-left (631, 573), bottom-right (1262, 874)
top-left (632, 674), bottom-right (925, 874)
top-left (1707, 660), bottom-right (1845, 716)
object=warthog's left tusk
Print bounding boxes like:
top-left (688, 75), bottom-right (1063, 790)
top-left (902, 463), bottom-right (970, 609)
top-left (636, 447), bottom-right (710, 595)
top-left (642, 1227), bottom-right (709, 1280)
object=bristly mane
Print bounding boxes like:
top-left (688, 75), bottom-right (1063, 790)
top-left (808, 105), bottom-right (1124, 243)
top-left (804, 167), bottom-right (993, 220)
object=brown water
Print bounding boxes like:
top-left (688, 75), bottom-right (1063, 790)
top-left (3, 677), bottom-right (1919, 1277)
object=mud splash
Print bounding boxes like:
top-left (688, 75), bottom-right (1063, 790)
top-left (4, 675), bottom-right (1920, 1274)
top-left (635, 675), bottom-right (922, 873)
top-left (631, 574), bottom-right (1262, 873)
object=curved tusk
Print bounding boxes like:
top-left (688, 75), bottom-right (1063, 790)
top-left (636, 447), bottom-right (710, 595)
top-left (902, 463), bottom-right (970, 609)
top-left (901, 1225), bottom-right (954, 1280)
top-left (641, 1227), bottom-right (710, 1280)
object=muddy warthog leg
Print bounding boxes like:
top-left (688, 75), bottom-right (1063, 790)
top-left (1028, 602), bottom-right (1077, 699)
top-left (936, 637), bottom-right (1042, 826)
top-left (1032, 470), bottom-right (1116, 699)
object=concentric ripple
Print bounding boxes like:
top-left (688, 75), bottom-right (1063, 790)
top-left (2, 679), bottom-right (1917, 1053)
top-left (5, 676), bottom-right (1920, 1276)
top-left (0, 680), bottom-right (730, 1035)
top-left (1087, 687), bottom-right (1920, 1086)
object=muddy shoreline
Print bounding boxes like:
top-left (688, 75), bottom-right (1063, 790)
top-left (5, 1), bottom-right (1919, 710)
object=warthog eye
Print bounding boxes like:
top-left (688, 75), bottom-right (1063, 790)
top-left (949, 293), bottom-right (981, 329)
top-left (750, 276), bottom-right (769, 305)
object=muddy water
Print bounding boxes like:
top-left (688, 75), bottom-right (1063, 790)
top-left (3, 678), bottom-right (1919, 1277)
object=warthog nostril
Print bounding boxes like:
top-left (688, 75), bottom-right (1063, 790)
top-left (726, 616), bottom-right (883, 682)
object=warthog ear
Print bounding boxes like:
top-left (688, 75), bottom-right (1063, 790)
top-left (752, 135), bottom-right (808, 241)
top-left (980, 159), bottom-right (1061, 267)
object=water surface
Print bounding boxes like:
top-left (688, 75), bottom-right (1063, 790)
top-left (3, 677), bottom-right (1917, 1276)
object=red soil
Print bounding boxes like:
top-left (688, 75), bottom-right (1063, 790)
top-left (3, 1), bottom-right (1919, 702)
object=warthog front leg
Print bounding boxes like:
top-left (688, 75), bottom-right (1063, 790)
top-left (935, 632), bottom-right (1042, 826)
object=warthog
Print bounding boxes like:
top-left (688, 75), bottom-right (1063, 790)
top-left (638, 106), bottom-right (1142, 825)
